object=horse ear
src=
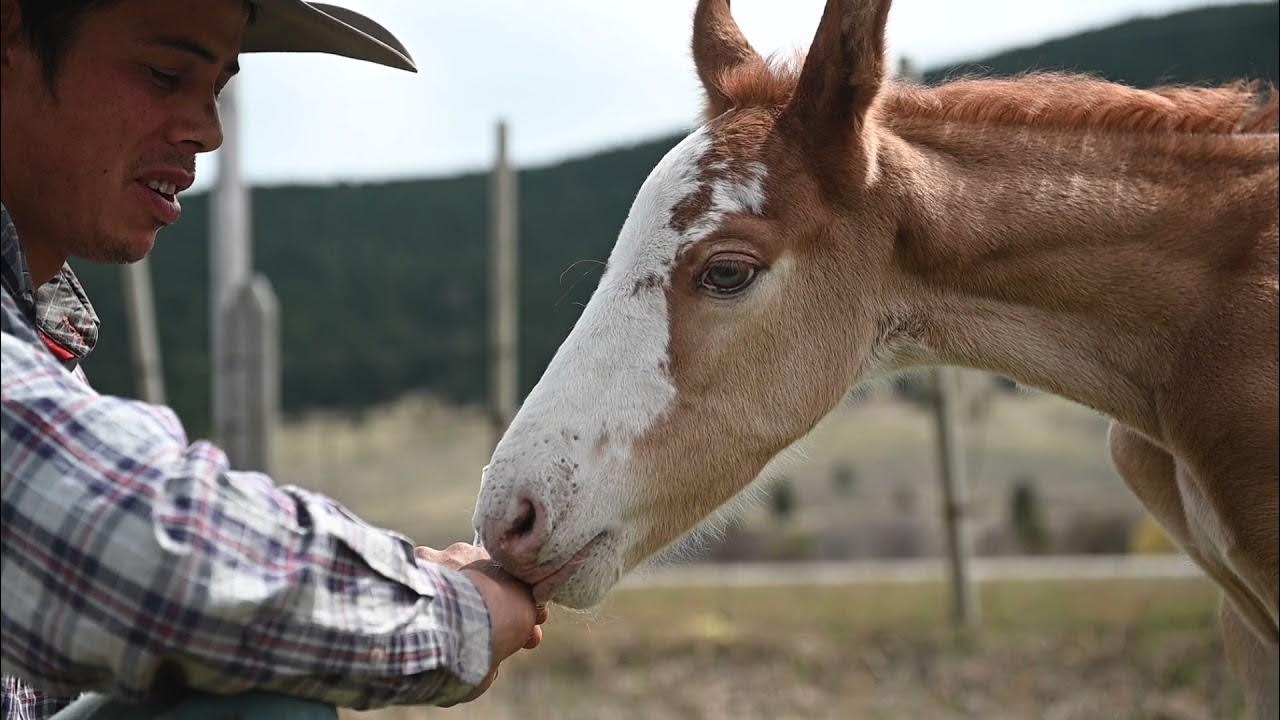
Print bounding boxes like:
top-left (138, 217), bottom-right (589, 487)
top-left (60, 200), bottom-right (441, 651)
top-left (692, 0), bottom-right (764, 120)
top-left (780, 0), bottom-right (893, 147)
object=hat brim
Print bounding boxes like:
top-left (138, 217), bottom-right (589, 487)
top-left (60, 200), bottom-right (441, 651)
top-left (241, 0), bottom-right (417, 72)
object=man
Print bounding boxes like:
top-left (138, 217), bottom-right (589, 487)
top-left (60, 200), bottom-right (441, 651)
top-left (0, 1), bottom-right (545, 717)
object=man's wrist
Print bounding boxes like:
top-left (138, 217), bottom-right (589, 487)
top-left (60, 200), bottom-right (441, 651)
top-left (430, 566), bottom-right (494, 695)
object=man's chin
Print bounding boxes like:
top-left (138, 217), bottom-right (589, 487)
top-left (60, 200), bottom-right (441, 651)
top-left (86, 233), bottom-right (157, 265)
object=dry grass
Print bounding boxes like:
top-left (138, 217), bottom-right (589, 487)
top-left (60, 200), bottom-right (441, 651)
top-left (273, 371), bottom-right (1138, 554)
top-left (342, 576), bottom-right (1237, 720)
top-left (274, 393), bottom-right (494, 545)
top-left (270, 377), bottom-right (1228, 719)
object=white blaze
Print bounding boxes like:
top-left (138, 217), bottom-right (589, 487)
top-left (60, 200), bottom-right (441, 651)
top-left (476, 125), bottom-right (767, 567)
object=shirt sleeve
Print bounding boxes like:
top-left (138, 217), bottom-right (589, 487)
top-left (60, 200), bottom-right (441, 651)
top-left (0, 292), bottom-right (492, 710)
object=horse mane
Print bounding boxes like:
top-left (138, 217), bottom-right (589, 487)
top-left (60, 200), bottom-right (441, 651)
top-left (715, 58), bottom-right (1280, 135)
top-left (887, 74), bottom-right (1279, 135)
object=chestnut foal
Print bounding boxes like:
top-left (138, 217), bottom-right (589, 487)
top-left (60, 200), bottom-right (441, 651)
top-left (474, 1), bottom-right (1278, 713)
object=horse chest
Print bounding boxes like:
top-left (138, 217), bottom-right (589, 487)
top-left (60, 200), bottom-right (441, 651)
top-left (1175, 461), bottom-right (1245, 577)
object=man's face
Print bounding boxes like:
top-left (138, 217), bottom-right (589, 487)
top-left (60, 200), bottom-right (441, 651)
top-left (0, 0), bottom-right (247, 265)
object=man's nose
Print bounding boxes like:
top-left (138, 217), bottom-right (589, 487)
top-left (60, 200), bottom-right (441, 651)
top-left (165, 95), bottom-right (225, 153)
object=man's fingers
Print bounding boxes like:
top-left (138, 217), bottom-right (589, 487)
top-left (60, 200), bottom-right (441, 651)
top-left (416, 543), bottom-right (494, 572)
top-left (445, 541), bottom-right (484, 557)
top-left (416, 546), bottom-right (464, 571)
top-left (535, 605), bottom-right (550, 625)
top-left (524, 625), bottom-right (543, 650)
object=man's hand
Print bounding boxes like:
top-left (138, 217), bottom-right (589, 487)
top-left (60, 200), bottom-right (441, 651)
top-left (417, 542), bottom-right (489, 571)
top-left (418, 543), bottom-right (550, 648)
top-left (416, 543), bottom-right (550, 704)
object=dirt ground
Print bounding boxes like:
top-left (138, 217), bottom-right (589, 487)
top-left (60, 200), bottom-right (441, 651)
top-left (341, 576), bottom-right (1240, 720)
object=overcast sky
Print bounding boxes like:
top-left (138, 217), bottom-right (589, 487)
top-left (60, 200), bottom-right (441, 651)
top-left (192, 0), bottom-right (1258, 192)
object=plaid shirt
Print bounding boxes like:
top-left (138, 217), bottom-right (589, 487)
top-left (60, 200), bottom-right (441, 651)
top-left (0, 205), bottom-right (492, 719)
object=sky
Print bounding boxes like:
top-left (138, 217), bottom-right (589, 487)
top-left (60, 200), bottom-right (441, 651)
top-left (192, 0), bottom-right (1258, 192)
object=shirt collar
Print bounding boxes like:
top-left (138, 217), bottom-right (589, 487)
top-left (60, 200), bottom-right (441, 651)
top-left (0, 203), bottom-right (100, 362)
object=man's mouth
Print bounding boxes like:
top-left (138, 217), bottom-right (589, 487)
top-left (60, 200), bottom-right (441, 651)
top-left (132, 167), bottom-right (194, 225)
top-left (133, 179), bottom-right (182, 225)
top-left (144, 179), bottom-right (178, 202)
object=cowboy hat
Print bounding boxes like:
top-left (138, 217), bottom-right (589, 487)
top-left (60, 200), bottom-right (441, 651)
top-left (241, 0), bottom-right (416, 72)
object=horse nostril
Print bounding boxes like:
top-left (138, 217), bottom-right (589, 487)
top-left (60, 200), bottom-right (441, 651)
top-left (509, 499), bottom-right (537, 539)
top-left (486, 493), bottom-right (552, 571)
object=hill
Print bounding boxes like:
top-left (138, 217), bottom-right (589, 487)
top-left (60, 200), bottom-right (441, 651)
top-left (71, 2), bottom-right (1279, 435)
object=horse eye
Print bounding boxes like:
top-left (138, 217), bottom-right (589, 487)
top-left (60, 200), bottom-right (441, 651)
top-left (698, 259), bottom-right (758, 296)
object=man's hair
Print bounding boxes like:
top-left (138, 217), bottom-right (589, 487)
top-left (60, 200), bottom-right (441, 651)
top-left (18, 0), bottom-right (257, 89)
top-left (17, 0), bottom-right (122, 87)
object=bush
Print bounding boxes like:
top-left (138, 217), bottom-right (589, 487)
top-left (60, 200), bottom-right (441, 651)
top-left (1130, 514), bottom-right (1180, 554)
top-left (831, 463), bottom-right (858, 497)
top-left (1058, 510), bottom-right (1138, 555)
top-left (702, 523), bottom-right (766, 563)
top-left (814, 521), bottom-right (930, 560)
top-left (769, 478), bottom-right (797, 523)
top-left (1009, 476), bottom-right (1049, 554)
top-left (766, 530), bottom-right (818, 562)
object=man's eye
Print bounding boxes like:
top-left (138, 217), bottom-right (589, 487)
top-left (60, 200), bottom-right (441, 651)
top-left (148, 67), bottom-right (181, 88)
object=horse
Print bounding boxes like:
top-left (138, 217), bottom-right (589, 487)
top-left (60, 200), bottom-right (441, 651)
top-left (472, 0), bottom-right (1279, 714)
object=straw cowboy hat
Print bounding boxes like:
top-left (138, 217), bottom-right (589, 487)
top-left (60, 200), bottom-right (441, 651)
top-left (242, 0), bottom-right (416, 71)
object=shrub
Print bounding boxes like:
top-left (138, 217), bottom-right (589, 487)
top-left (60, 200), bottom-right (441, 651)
top-left (831, 463), bottom-right (858, 497)
top-left (1009, 476), bottom-right (1049, 554)
top-left (1130, 514), bottom-right (1180, 554)
top-left (769, 478), bottom-right (797, 523)
top-left (1058, 510), bottom-right (1138, 555)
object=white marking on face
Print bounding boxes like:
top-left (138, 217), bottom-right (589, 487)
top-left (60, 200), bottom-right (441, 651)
top-left (475, 125), bottom-right (768, 580)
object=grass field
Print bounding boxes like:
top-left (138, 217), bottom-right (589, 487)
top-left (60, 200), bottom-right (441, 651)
top-left (273, 378), bottom-right (1228, 718)
top-left (274, 372), bottom-right (1143, 557)
top-left (342, 576), bottom-right (1238, 720)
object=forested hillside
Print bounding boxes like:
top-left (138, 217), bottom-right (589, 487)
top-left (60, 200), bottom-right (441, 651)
top-left (72, 2), bottom-right (1278, 434)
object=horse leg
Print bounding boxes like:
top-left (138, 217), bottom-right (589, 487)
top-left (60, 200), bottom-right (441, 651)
top-left (1108, 422), bottom-right (1280, 713)
top-left (1223, 598), bottom-right (1280, 720)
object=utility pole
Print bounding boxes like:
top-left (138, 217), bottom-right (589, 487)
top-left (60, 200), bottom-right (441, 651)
top-left (220, 278), bottom-right (279, 474)
top-left (933, 367), bottom-right (979, 629)
top-left (488, 119), bottom-right (519, 449)
top-left (897, 56), bottom-right (922, 85)
top-left (210, 82), bottom-right (280, 474)
top-left (897, 56), bottom-right (978, 630)
top-left (122, 259), bottom-right (166, 404)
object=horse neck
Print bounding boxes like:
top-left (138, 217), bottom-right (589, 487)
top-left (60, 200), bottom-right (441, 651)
top-left (876, 120), bottom-right (1278, 439)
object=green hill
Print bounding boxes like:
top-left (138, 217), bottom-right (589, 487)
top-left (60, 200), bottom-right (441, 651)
top-left (925, 2), bottom-right (1277, 87)
top-left (71, 2), bottom-right (1279, 436)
